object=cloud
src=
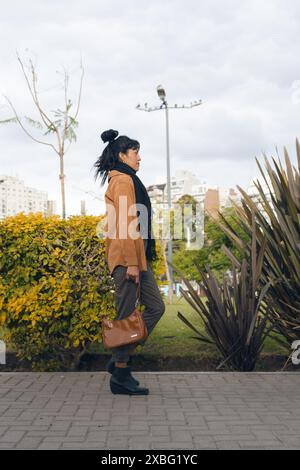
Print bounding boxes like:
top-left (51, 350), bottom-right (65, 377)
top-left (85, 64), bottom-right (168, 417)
top-left (0, 0), bottom-right (300, 216)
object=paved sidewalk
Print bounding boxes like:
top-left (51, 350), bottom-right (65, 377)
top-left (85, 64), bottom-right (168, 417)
top-left (0, 372), bottom-right (300, 450)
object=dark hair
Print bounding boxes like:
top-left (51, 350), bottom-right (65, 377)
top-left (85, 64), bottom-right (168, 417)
top-left (93, 129), bottom-right (140, 186)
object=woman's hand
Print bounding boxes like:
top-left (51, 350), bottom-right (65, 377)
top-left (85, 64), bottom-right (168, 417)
top-left (126, 265), bottom-right (140, 284)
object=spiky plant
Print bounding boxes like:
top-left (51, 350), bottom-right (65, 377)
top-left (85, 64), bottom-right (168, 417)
top-left (169, 210), bottom-right (274, 371)
top-left (215, 140), bottom-right (300, 347)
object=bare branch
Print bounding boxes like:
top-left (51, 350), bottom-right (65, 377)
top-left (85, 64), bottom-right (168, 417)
top-left (73, 58), bottom-right (84, 121)
top-left (15, 50), bottom-right (37, 108)
top-left (62, 66), bottom-right (69, 146)
top-left (28, 57), bottom-right (62, 151)
top-left (16, 51), bottom-right (53, 130)
top-left (16, 51), bottom-right (62, 151)
top-left (3, 94), bottom-right (59, 153)
top-left (63, 66), bottom-right (69, 109)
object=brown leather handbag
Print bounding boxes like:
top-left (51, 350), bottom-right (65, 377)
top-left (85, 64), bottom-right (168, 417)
top-left (101, 282), bottom-right (148, 349)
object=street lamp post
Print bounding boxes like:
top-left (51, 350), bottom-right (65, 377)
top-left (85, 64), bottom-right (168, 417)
top-left (136, 86), bottom-right (202, 304)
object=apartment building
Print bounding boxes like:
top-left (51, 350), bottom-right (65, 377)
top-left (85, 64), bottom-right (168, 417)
top-left (0, 175), bottom-right (48, 220)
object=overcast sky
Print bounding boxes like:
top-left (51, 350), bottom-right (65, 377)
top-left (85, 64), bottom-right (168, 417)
top-left (1, 0), bottom-right (300, 216)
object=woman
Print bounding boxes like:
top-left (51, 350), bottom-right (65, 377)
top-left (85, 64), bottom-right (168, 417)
top-left (94, 129), bottom-right (166, 396)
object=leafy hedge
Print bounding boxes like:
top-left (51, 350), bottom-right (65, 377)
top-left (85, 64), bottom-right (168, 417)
top-left (0, 212), bottom-right (165, 371)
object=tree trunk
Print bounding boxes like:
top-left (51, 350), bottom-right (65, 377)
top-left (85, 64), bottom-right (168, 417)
top-left (59, 153), bottom-right (66, 219)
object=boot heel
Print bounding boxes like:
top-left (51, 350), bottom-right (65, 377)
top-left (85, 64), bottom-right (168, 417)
top-left (109, 366), bottom-right (149, 395)
top-left (110, 381), bottom-right (129, 395)
top-left (106, 357), bottom-right (140, 386)
top-left (109, 377), bottom-right (149, 395)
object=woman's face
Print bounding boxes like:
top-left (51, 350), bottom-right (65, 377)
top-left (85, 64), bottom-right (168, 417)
top-left (119, 148), bottom-right (141, 171)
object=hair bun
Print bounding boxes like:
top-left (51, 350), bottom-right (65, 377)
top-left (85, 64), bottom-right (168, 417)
top-left (101, 129), bottom-right (119, 144)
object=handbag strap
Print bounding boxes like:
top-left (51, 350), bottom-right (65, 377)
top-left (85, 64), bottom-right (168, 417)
top-left (135, 282), bottom-right (141, 308)
top-left (119, 274), bottom-right (141, 309)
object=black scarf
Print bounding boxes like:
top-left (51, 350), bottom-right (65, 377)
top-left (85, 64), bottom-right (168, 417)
top-left (108, 161), bottom-right (157, 262)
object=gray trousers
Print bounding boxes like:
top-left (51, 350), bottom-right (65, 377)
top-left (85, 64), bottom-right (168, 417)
top-left (110, 243), bottom-right (165, 363)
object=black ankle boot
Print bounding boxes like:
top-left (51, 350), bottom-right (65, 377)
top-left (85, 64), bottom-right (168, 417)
top-left (106, 356), bottom-right (140, 386)
top-left (110, 366), bottom-right (149, 395)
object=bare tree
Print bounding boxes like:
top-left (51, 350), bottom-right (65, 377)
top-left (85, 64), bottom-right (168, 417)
top-left (0, 51), bottom-right (84, 219)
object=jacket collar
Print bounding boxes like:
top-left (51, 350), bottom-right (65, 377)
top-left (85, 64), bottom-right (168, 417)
top-left (108, 169), bottom-right (130, 182)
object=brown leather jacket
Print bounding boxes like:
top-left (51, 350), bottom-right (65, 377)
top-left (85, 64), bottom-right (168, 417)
top-left (104, 169), bottom-right (147, 275)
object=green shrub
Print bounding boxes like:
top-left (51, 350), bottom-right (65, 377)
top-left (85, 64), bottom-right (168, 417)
top-left (0, 212), bottom-right (115, 370)
top-left (0, 212), bottom-right (165, 371)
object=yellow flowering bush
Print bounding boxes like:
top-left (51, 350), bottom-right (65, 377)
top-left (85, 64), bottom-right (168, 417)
top-left (0, 212), bottom-right (116, 371)
top-left (0, 212), bottom-right (166, 371)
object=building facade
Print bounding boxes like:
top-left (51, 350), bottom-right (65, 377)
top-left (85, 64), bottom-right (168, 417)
top-left (147, 170), bottom-right (207, 206)
top-left (0, 175), bottom-right (48, 220)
